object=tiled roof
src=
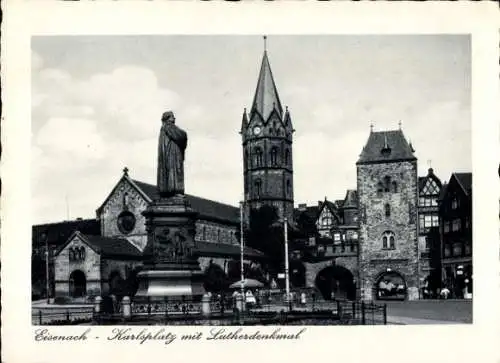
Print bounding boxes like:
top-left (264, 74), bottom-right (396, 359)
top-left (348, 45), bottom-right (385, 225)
top-left (132, 180), bottom-right (239, 224)
top-left (342, 190), bottom-right (358, 208)
top-left (357, 130), bottom-right (416, 164)
top-left (32, 219), bottom-right (101, 248)
top-left (83, 234), bottom-right (142, 258)
top-left (454, 173), bottom-right (472, 195)
top-left (250, 51), bottom-right (283, 122)
top-left (194, 241), bottom-right (265, 259)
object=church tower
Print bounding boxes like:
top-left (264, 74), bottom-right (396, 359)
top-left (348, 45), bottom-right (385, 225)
top-left (241, 39), bottom-right (294, 224)
top-left (356, 128), bottom-right (419, 301)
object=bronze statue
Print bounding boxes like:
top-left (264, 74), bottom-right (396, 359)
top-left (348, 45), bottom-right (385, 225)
top-left (157, 111), bottom-right (187, 197)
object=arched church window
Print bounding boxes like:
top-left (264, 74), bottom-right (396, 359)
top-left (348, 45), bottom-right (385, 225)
top-left (286, 179), bottom-right (291, 196)
top-left (285, 149), bottom-right (290, 166)
top-left (244, 150), bottom-right (248, 168)
top-left (385, 203), bottom-right (391, 217)
top-left (382, 231), bottom-right (395, 249)
top-left (270, 147), bottom-right (278, 166)
top-left (392, 181), bottom-right (398, 193)
top-left (254, 148), bottom-right (263, 167)
top-left (69, 248), bottom-right (74, 261)
top-left (202, 226), bottom-right (206, 241)
top-left (254, 179), bottom-right (262, 197)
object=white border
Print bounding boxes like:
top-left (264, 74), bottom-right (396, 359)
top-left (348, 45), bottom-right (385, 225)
top-left (2, 2), bottom-right (499, 363)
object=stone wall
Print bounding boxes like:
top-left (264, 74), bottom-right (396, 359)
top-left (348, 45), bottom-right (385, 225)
top-left (99, 178), bottom-right (149, 251)
top-left (54, 234), bottom-right (101, 297)
top-left (357, 160), bottom-right (419, 301)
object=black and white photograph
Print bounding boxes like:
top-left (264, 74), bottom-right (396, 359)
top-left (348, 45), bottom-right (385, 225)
top-left (30, 34), bottom-right (473, 326)
top-left (2, 3), bottom-right (499, 363)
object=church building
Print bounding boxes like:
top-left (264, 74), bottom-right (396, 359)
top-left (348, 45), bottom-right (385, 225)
top-left (241, 46), bottom-right (294, 224)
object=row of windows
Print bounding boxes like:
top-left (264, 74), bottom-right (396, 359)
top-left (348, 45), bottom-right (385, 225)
top-left (419, 214), bottom-right (439, 229)
top-left (443, 218), bottom-right (470, 233)
top-left (69, 246), bottom-right (86, 261)
top-left (376, 176), bottom-right (398, 195)
top-left (199, 226), bottom-right (236, 244)
top-left (419, 197), bottom-right (439, 207)
top-left (246, 147), bottom-right (290, 168)
top-left (252, 179), bottom-right (292, 198)
top-left (444, 243), bottom-right (472, 258)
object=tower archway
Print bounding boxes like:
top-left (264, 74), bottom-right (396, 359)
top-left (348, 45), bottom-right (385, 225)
top-left (315, 265), bottom-right (356, 300)
top-left (374, 270), bottom-right (407, 300)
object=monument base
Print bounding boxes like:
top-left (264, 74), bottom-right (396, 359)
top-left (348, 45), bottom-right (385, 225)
top-left (134, 194), bottom-right (206, 301)
top-left (135, 269), bottom-right (205, 298)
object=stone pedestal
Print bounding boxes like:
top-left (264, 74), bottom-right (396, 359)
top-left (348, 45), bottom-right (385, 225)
top-left (135, 195), bottom-right (205, 299)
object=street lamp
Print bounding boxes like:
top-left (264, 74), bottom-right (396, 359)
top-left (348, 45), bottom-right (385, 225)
top-left (239, 201), bottom-right (245, 309)
top-left (284, 217), bottom-right (290, 309)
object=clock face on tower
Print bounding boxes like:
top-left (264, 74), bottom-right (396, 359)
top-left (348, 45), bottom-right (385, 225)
top-left (253, 126), bottom-right (262, 135)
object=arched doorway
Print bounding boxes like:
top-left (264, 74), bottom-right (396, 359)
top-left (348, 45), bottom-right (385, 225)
top-left (375, 271), bottom-right (407, 300)
top-left (315, 265), bottom-right (356, 300)
top-left (69, 270), bottom-right (86, 297)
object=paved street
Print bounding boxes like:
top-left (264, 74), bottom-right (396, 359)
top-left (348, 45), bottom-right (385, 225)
top-left (384, 300), bottom-right (472, 324)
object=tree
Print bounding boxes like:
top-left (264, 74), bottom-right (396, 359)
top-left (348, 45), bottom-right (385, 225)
top-left (245, 205), bottom-right (284, 273)
top-left (203, 262), bottom-right (229, 293)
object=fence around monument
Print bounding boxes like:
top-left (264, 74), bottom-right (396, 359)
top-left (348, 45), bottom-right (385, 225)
top-left (33, 293), bottom-right (386, 325)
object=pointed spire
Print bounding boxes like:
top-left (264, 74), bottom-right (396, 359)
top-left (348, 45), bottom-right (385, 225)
top-left (398, 120), bottom-right (402, 130)
top-left (250, 41), bottom-right (283, 122)
top-left (370, 123), bottom-right (374, 133)
top-left (240, 108), bottom-right (248, 132)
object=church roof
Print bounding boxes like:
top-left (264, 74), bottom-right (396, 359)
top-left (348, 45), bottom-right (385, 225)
top-left (32, 218), bottom-right (101, 248)
top-left (250, 51), bottom-right (283, 122)
top-left (54, 232), bottom-right (142, 259)
top-left (132, 180), bottom-right (240, 225)
top-left (357, 130), bottom-right (416, 165)
top-left (194, 241), bottom-right (265, 260)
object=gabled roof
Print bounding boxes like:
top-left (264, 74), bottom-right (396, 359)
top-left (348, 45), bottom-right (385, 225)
top-left (132, 180), bottom-right (240, 225)
top-left (342, 190), bottom-right (358, 209)
top-left (95, 174), bottom-right (151, 215)
top-left (418, 168), bottom-right (443, 194)
top-left (250, 51), bottom-right (283, 122)
top-left (357, 130), bottom-right (416, 165)
top-left (55, 231), bottom-right (142, 259)
top-left (453, 172), bottom-right (472, 196)
top-left (32, 218), bottom-right (101, 248)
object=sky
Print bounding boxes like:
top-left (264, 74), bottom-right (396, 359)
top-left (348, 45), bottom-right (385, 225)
top-left (31, 35), bottom-right (471, 224)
